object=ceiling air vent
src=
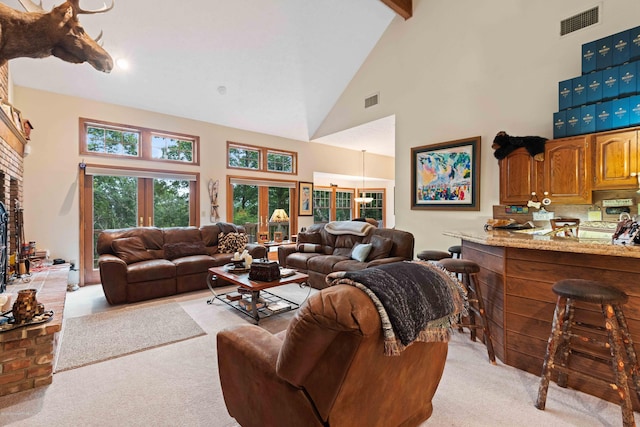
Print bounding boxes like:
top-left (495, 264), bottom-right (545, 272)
top-left (364, 93), bottom-right (379, 109)
top-left (560, 6), bottom-right (599, 36)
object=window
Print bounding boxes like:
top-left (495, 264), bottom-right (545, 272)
top-left (151, 134), bottom-right (194, 162)
top-left (80, 165), bottom-right (199, 284)
top-left (358, 189), bottom-right (385, 227)
top-left (228, 145), bottom-right (260, 170)
top-left (227, 176), bottom-right (297, 243)
top-left (267, 150), bottom-right (294, 173)
top-left (86, 125), bottom-right (139, 157)
top-left (313, 189), bottom-right (331, 223)
top-left (227, 142), bottom-right (297, 174)
top-left (313, 187), bottom-right (354, 223)
top-left (335, 190), bottom-right (353, 221)
top-left (80, 118), bottom-right (199, 165)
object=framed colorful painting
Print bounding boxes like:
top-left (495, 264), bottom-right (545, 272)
top-left (411, 136), bottom-right (481, 210)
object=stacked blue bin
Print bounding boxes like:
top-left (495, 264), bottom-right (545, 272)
top-left (554, 26), bottom-right (640, 138)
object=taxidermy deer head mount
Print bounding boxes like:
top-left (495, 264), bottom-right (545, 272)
top-left (0, 0), bottom-right (115, 72)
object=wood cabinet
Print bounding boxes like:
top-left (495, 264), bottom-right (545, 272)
top-left (593, 130), bottom-right (639, 189)
top-left (499, 148), bottom-right (543, 204)
top-left (499, 136), bottom-right (592, 205)
top-left (543, 136), bottom-right (592, 204)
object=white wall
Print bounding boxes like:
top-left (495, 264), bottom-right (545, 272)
top-left (13, 87), bottom-right (394, 262)
top-left (315, 0), bottom-right (640, 252)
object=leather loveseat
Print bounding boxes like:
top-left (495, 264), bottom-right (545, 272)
top-left (97, 222), bottom-right (267, 304)
top-left (278, 221), bottom-right (414, 289)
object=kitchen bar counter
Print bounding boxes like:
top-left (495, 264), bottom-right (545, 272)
top-left (443, 227), bottom-right (640, 258)
top-left (444, 228), bottom-right (640, 409)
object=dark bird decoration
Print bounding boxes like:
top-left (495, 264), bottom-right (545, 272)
top-left (491, 131), bottom-right (547, 161)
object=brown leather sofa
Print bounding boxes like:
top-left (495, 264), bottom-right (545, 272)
top-left (278, 222), bottom-right (414, 289)
top-left (217, 284), bottom-right (448, 427)
top-left (97, 223), bottom-right (267, 304)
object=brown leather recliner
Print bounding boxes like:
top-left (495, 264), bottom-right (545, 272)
top-left (217, 285), bottom-right (448, 427)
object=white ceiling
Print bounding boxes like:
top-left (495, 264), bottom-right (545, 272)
top-left (4, 0), bottom-right (397, 157)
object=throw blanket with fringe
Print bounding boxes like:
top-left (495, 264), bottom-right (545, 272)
top-left (324, 220), bottom-right (374, 236)
top-left (327, 261), bottom-right (467, 356)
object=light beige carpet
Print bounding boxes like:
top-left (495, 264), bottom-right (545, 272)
top-left (55, 301), bottom-right (206, 372)
top-left (0, 285), bottom-right (635, 426)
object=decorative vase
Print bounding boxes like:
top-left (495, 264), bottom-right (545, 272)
top-left (12, 289), bottom-right (40, 324)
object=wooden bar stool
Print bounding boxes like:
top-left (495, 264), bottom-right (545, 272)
top-left (416, 249), bottom-right (452, 261)
top-left (438, 258), bottom-right (496, 364)
top-left (536, 279), bottom-right (640, 427)
top-left (448, 245), bottom-right (462, 259)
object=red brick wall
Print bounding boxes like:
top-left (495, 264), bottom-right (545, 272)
top-left (0, 63), bottom-right (24, 254)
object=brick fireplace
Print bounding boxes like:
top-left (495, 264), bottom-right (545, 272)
top-left (0, 62), bottom-right (28, 284)
top-left (0, 63), bottom-right (60, 396)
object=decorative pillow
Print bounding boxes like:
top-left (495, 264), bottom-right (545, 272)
top-left (297, 243), bottom-right (323, 253)
top-left (350, 243), bottom-right (373, 262)
top-left (218, 232), bottom-right (248, 254)
top-left (367, 235), bottom-right (394, 261)
top-left (111, 237), bottom-right (155, 265)
top-left (163, 241), bottom-right (208, 260)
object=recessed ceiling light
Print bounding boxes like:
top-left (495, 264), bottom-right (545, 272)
top-left (115, 58), bottom-right (129, 70)
top-left (217, 86), bottom-right (227, 95)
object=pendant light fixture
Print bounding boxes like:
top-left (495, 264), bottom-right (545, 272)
top-left (354, 149), bottom-right (373, 204)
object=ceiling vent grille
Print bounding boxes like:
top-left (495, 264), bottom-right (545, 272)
top-left (365, 93), bottom-right (379, 109)
top-left (561, 6), bottom-right (599, 36)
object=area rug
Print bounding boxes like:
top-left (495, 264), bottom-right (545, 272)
top-left (55, 302), bottom-right (206, 372)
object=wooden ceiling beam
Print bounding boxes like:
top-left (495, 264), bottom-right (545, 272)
top-left (380, 0), bottom-right (412, 20)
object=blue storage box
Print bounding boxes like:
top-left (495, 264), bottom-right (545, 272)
top-left (582, 41), bottom-right (597, 74)
top-left (630, 26), bottom-right (640, 60)
top-left (629, 95), bottom-right (640, 126)
top-left (586, 71), bottom-right (603, 104)
top-left (580, 105), bottom-right (596, 134)
top-left (613, 30), bottom-right (631, 66)
top-left (596, 101), bottom-right (613, 132)
top-left (619, 62), bottom-right (637, 96)
top-left (553, 111), bottom-right (566, 139)
top-left (612, 97), bottom-right (630, 129)
top-left (572, 75), bottom-right (587, 107)
top-left (602, 66), bottom-right (620, 100)
top-left (558, 80), bottom-right (573, 110)
top-left (566, 110), bottom-right (581, 136)
top-left (596, 36), bottom-right (613, 71)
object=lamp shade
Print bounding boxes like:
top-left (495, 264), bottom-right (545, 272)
top-left (269, 209), bottom-right (289, 223)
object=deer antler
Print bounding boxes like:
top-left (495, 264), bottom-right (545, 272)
top-left (69, 0), bottom-right (115, 14)
top-left (17, 0), bottom-right (44, 13)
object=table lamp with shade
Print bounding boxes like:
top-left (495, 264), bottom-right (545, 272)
top-left (269, 209), bottom-right (289, 242)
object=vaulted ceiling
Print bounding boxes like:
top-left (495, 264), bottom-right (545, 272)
top-left (3, 0), bottom-right (410, 157)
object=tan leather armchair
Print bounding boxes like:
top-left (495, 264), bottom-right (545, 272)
top-left (217, 285), bottom-right (448, 427)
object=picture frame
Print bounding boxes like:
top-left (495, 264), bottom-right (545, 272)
top-left (11, 107), bottom-right (23, 133)
top-left (411, 136), bottom-right (481, 211)
top-left (258, 232), bottom-right (269, 244)
top-left (298, 181), bottom-right (313, 216)
top-left (0, 102), bottom-right (12, 120)
top-left (273, 231), bottom-right (283, 243)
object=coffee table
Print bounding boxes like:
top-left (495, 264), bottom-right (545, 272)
top-left (207, 266), bottom-right (309, 324)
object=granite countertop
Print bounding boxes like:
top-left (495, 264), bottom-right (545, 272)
top-left (444, 225), bottom-right (640, 259)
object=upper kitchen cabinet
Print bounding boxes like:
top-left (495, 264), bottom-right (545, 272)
top-left (543, 136), bottom-right (592, 204)
top-left (593, 129), bottom-right (639, 190)
top-left (499, 147), bottom-right (543, 204)
top-left (499, 136), bottom-right (592, 205)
